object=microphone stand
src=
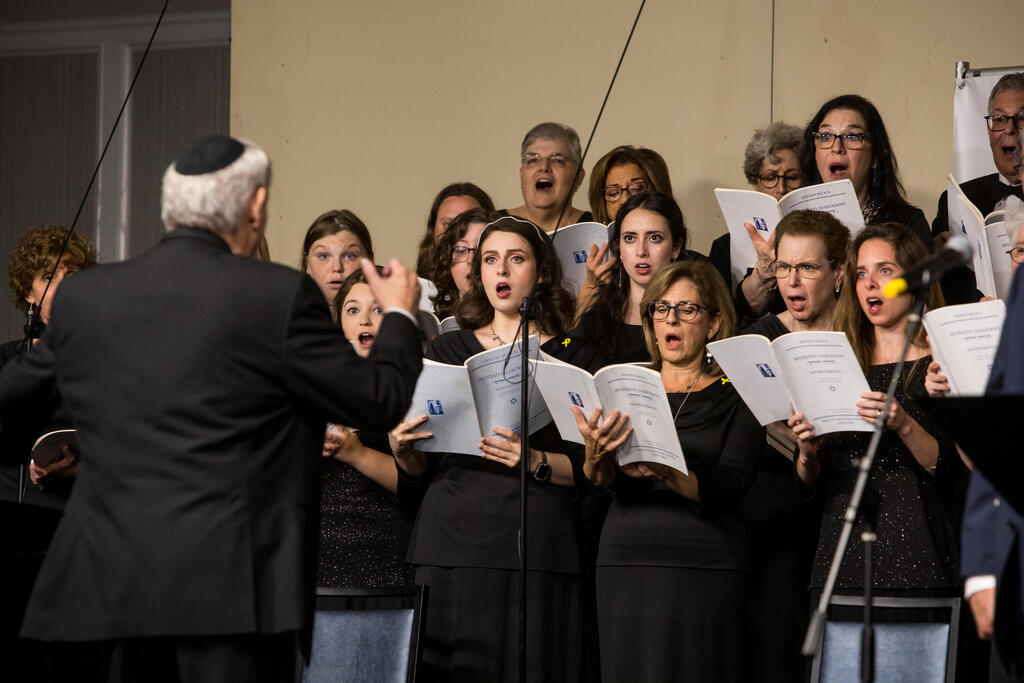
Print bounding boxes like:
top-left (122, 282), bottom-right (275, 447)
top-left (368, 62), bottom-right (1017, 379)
top-left (516, 294), bottom-right (538, 683)
top-left (802, 288), bottom-right (928, 683)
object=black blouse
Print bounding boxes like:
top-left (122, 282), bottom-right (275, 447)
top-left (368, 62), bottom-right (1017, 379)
top-left (403, 329), bottom-right (603, 573)
top-left (597, 377), bottom-right (763, 571)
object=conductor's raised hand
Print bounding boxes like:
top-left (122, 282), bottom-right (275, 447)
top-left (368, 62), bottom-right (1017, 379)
top-left (361, 257), bottom-right (420, 319)
top-left (572, 406), bottom-right (632, 463)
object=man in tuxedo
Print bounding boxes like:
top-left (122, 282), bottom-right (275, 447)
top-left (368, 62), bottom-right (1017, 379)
top-left (932, 73), bottom-right (1024, 304)
top-left (0, 135), bottom-right (423, 682)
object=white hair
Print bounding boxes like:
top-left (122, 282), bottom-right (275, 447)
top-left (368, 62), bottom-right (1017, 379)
top-left (160, 140), bottom-right (271, 233)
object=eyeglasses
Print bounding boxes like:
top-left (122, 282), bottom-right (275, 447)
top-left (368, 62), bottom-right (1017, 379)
top-left (522, 153), bottom-right (574, 170)
top-left (812, 132), bottom-right (869, 150)
top-left (451, 245), bottom-right (476, 263)
top-left (756, 172), bottom-right (801, 190)
top-left (1007, 246), bottom-right (1024, 264)
top-left (774, 260), bottom-right (834, 279)
top-left (604, 179), bottom-right (650, 202)
top-left (647, 300), bottom-right (712, 322)
top-left (985, 114), bottom-right (1024, 132)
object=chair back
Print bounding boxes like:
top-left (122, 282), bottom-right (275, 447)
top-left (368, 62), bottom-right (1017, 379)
top-left (810, 595), bottom-right (960, 683)
top-left (301, 585), bottom-right (427, 683)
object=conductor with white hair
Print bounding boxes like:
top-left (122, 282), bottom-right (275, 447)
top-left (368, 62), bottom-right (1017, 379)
top-left (0, 134), bottom-right (423, 682)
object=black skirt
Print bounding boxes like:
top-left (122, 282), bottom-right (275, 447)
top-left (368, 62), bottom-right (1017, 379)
top-left (596, 565), bottom-right (745, 683)
top-left (415, 565), bottom-right (581, 683)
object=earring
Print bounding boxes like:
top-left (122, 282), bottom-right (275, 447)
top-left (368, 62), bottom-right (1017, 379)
top-left (835, 282), bottom-right (841, 294)
top-left (705, 347), bottom-right (713, 364)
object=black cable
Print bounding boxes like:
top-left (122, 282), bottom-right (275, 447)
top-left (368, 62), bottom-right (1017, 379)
top-left (20, 0), bottom-right (171, 351)
top-left (15, 0), bottom-right (171, 504)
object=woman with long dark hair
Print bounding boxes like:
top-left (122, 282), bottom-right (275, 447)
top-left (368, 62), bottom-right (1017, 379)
top-left (394, 216), bottom-right (601, 682)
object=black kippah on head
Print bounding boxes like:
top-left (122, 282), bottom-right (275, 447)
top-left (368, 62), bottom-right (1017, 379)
top-left (174, 134), bottom-right (245, 175)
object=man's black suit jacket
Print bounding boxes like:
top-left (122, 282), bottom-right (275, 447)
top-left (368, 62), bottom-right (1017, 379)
top-left (0, 227), bottom-right (422, 641)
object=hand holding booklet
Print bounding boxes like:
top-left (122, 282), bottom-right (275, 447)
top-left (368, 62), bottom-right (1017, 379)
top-left (531, 360), bottom-right (687, 475)
top-left (402, 336), bottom-right (552, 456)
top-left (708, 331), bottom-right (872, 435)
top-left (921, 300), bottom-right (1006, 396)
top-left (714, 180), bottom-right (864, 287)
top-left (547, 222), bottom-right (612, 295)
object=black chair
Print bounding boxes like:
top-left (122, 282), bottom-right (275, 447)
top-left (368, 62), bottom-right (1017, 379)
top-left (810, 595), bottom-right (961, 683)
top-left (300, 586), bottom-right (428, 683)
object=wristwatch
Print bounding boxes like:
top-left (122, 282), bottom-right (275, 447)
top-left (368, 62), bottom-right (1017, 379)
top-left (532, 450), bottom-right (551, 482)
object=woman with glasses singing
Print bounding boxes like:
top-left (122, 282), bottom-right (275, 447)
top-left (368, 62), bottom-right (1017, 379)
top-left (739, 209), bottom-right (850, 683)
top-left (414, 182), bottom-right (494, 280)
top-left (574, 145), bottom-right (675, 317)
top-left (500, 122), bottom-right (592, 232)
top-left (573, 191), bottom-right (689, 364)
top-left (428, 207), bottom-right (492, 319)
top-left (573, 260), bottom-right (762, 682)
top-left (800, 94), bottom-right (932, 248)
top-left (709, 122), bottom-right (804, 325)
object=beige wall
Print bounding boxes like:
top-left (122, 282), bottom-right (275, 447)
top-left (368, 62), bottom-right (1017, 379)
top-left (231, 0), bottom-right (1024, 268)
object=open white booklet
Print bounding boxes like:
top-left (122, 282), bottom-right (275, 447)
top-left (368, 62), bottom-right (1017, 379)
top-left (402, 336), bottom-right (551, 456)
top-left (714, 180), bottom-right (864, 288)
top-left (946, 175), bottom-right (1013, 299)
top-left (417, 310), bottom-right (460, 342)
top-left (530, 360), bottom-right (687, 475)
top-left (708, 331), bottom-right (872, 435)
top-left (547, 222), bottom-right (612, 295)
top-left (922, 300), bottom-right (1006, 396)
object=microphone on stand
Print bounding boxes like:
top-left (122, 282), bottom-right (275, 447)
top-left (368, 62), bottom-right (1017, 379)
top-left (883, 235), bottom-right (972, 298)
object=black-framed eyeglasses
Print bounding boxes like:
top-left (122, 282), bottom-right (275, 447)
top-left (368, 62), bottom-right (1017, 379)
top-left (985, 114), bottom-right (1024, 132)
top-left (604, 179), bottom-right (650, 202)
top-left (647, 300), bottom-right (712, 322)
top-left (774, 260), bottom-right (835, 279)
top-left (1007, 246), bottom-right (1024, 265)
top-left (756, 172), bottom-right (801, 190)
top-left (451, 245), bottom-right (476, 263)
top-left (522, 153), bottom-right (574, 169)
top-left (812, 132), bottom-right (869, 150)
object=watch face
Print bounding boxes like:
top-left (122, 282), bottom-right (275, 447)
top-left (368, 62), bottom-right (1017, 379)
top-left (533, 461), bottom-right (551, 482)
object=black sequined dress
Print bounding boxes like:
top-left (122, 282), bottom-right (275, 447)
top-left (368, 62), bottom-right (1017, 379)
top-left (810, 358), bottom-right (966, 593)
top-left (316, 430), bottom-right (415, 588)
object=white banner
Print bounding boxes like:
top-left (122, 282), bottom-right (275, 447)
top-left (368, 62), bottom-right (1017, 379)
top-left (953, 63), bottom-right (1024, 183)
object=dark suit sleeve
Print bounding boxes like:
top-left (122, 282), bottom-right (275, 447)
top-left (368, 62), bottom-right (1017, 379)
top-left (0, 338), bottom-right (61, 466)
top-left (281, 277), bottom-right (423, 433)
top-left (932, 190), bottom-right (950, 237)
top-left (961, 472), bottom-right (1004, 579)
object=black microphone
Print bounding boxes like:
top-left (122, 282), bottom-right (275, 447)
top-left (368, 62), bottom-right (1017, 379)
top-left (883, 234), bottom-right (972, 298)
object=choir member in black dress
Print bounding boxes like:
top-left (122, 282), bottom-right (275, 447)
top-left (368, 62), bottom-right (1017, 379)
top-left (709, 122), bottom-right (804, 324)
top-left (1, 225), bottom-right (96, 677)
top-left (789, 223), bottom-right (966, 598)
top-left (394, 216), bottom-right (601, 683)
top-left (315, 269), bottom-right (415, 589)
top-left (501, 122), bottom-right (592, 232)
top-left (800, 94), bottom-right (932, 248)
top-left (414, 182), bottom-right (494, 280)
top-left (428, 207), bottom-right (491, 319)
top-left (299, 208), bottom-right (374, 316)
top-left (574, 191), bottom-right (687, 364)
top-left (575, 145), bottom-right (674, 318)
top-left (574, 260), bottom-right (762, 683)
top-left (739, 210), bottom-right (849, 683)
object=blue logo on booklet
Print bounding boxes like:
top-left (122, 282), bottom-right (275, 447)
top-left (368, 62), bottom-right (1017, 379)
top-left (756, 363), bottom-right (775, 378)
top-left (568, 391), bottom-right (584, 407)
top-left (573, 249), bottom-right (588, 264)
top-left (427, 400), bottom-right (444, 415)
top-left (753, 217), bottom-right (769, 233)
